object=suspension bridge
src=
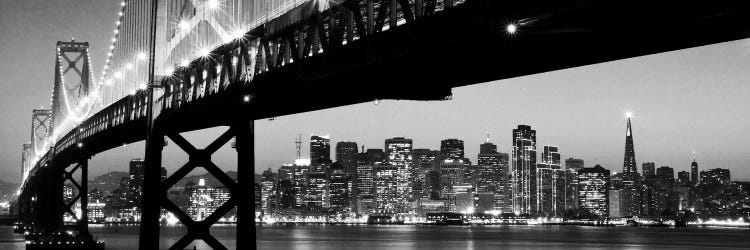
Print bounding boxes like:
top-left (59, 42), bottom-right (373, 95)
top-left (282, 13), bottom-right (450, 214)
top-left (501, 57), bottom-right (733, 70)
top-left (12, 0), bottom-right (750, 249)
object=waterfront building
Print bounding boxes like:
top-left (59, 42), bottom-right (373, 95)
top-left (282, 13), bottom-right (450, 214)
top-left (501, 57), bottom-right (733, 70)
top-left (511, 125), bottom-right (537, 215)
top-left (440, 158), bottom-right (469, 200)
top-left (413, 149), bottom-right (441, 199)
top-left (129, 158), bottom-right (145, 206)
top-left (328, 163), bottom-right (351, 213)
top-left (304, 172), bottom-right (329, 213)
top-left (335, 141), bottom-right (358, 176)
top-left (188, 179), bottom-right (230, 221)
top-left (564, 158), bottom-right (584, 212)
top-left (373, 164), bottom-right (398, 214)
top-left (385, 137), bottom-right (414, 214)
top-left (578, 165), bottom-right (610, 217)
top-left (260, 168), bottom-right (276, 213)
top-left (476, 139), bottom-right (509, 212)
top-left (609, 189), bottom-right (622, 218)
top-left (356, 152), bottom-right (375, 214)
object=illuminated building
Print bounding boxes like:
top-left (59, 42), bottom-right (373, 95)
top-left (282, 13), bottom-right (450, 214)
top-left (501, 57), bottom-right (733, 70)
top-left (440, 138), bottom-right (465, 159)
top-left (690, 159), bottom-right (699, 185)
top-left (304, 172), bottom-right (328, 213)
top-left (578, 165), bottom-right (610, 217)
top-left (278, 164), bottom-right (294, 181)
top-left (129, 158), bottom-right (145, 206)
top-left (476, 138), bottom-right (509, 212)
top-left (620, 114), bottom-right (641, 217)
top-left (276, 179), bottom-right (295, 210)
top-left (260, 168), bottom-right (276, 213)
top-left (310, 134), bottom-right (331, 164)
top-left (701, 168), bottom-right (731, 185)
top-left (335, 141), bottom-right (358, 175)
top-left (385, 137), bottom-right (413, 214)
top-left (356, 152), bottom-right (375, 214)
top-left (87, 200), bottom-right (106, 223)
top-left (373, 164), bottom-right (398, 214)
top-left (564, 158), bottom-right (583, 212)
top-left (187, 178), bottom-right (230, 221)
top-left (440, 158), bottom-right (469, 200)
top-left (289, 159), bottom-right (310, 207)
top-left (511, 125), bottom-right (537, 215)
top-left (328, 163), bottom-right (351, 213)
top-left (642, 162), bottom-right (656, 178)
top-left (536, 145), bottom-right (564, 217)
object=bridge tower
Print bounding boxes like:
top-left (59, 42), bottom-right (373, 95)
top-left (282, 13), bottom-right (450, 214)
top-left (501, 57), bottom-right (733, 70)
top-left (30, 109), bottom-right (52, 158)
top-left (51, 39), bottom-right (93, 137)
top-left (21, 143), bottom-right (32, 178)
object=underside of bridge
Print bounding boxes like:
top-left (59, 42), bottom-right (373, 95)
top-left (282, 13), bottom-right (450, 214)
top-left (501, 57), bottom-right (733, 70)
top-left (15, 0), bottom-right (750, 249)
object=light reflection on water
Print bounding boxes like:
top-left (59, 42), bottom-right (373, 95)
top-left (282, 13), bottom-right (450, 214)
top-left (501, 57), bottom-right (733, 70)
top-left (1, 224), bottom-right (749, 250)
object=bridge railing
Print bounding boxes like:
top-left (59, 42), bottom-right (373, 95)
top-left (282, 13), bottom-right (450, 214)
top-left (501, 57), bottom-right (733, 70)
top-left (161, 0), bottom-right (467, 111)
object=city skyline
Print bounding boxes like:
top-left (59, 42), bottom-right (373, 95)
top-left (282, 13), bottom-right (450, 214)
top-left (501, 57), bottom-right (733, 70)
top-left (1, 0), bottom-right (750, 184)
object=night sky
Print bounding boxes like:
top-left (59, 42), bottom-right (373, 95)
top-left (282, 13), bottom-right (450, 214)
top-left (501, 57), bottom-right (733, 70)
top-left (1, 0), bottom-right (749, 183)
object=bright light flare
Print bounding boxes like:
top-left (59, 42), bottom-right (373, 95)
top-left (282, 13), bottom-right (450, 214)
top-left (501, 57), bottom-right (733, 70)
top-left (206, 0), bottom-right (221, 10)
top-left (180, 59), bottom-right (191, 67)
top-left (243, 95), bottom-right (251, 103)
top-left (178, 19), bottom-right (191, 32)
top-left (137, 52), bottom-right (148, 61)
top-left (506, 23), bottom-right (518, 34)
top-left (125, 63), bottom-right (133, 70)
top-left (197, 47), bottom-right (212, 58)
top-left (626, 112), bottom-right (633, 118)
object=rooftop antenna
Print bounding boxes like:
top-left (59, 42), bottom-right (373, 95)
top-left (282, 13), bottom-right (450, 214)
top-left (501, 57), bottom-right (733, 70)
top-left (295, 134), bottom-right (302, 159)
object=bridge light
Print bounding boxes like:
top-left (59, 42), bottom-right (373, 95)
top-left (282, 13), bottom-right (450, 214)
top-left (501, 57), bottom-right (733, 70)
top-left (198, 47), bottom-right (211, 58)
top-left (206, 0), bottom-right (220, 10)
top-left (120, 1), bottom-right (126, 7)
top-left (180, 59), bottom-right (190, 68)
top-left (626, 112), bottom-right (633, 118)
top-left (178, 19), bottom-right (190, 32)
top-left (506, 23), bottom-right (518, 34)
top-left (125, 63), bottom-right (133, 70)
top-left (165, 67), bottom-right (175, 76)
top-left (139, 82), bottom-right (147, 90)
top-left (137, 52), bottom-right (148, 61)
top-left (77, 142), bottom-right (83, 148)
top-left (243, 95), bottom-right (251, 103)
top-left (114, 71), bottom-right (122, 78)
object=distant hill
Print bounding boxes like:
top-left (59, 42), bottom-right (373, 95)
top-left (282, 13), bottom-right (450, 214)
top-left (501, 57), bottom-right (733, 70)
top-left (90, 170), bottom-right (239, 193)
top-left (90, 171), bottom-right (129, 194)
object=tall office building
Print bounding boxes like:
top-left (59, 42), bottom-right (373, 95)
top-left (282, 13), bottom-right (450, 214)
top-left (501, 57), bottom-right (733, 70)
top-left (620, 114), bottom-right (641, 217)
top-left (622, 115), bottom-right (639, 182)
top-left (477, 140), bottom-right (509, 211)
top-left (413, 149), bottom-right (441, 199)
top-left (511, 125), bottom-right (537, 215)
top-left (578, 165), bottom-right (610, 217)
top-left (701, 168), bottom-right (731, 184)
top-left (129, 158), bottom-right (145, 206)
top-left (310, 135), bottom-right (331, 164)
top-left (385, 137), bottom-right (414, 214)
top-left (356, 152), bottom-right (375, 214)
top-left (304, 172), bottom-right (328, 213)
top-left (537, 146), bottom-right (564, 217)
top-left (328, 163), bottom-right (351, 213)
top-left (335, 141), bottom-right (358, 175)
top-left (564, 158), bottom-right (584, 212)
top-left (373, 164), bottom-right (398, 214)
top-left (440, 138), bottom-right (465, 159)
top-left (260, 168), bottom-right (277, 213)
top-left (439, 158), bottom-right (469, 200)
top-left (690, 159), bottom-right (699, 185)
top-left (642, 162), bottom-right (656, 178)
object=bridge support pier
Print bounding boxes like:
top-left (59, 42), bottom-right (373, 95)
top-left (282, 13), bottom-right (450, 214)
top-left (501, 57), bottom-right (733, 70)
top-left (139, 118), bottom-right (256, 250)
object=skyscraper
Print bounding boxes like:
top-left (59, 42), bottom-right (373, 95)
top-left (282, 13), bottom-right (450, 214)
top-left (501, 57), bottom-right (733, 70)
top-left (476, 139), bottom-right (509, 212)
top-left (413, 149), bottom-right (441, 199)
top-left (129, 158), bottom-right (145, 206)
top-left (690, 159), bottom-right (699, 185)
top-left (511, 125), bottom-right (537, 215)
top-left (440, 138), bottom-right (465, 159)
top-left (356, 152), bottom-right (375, 214)
top-left (622, 114), bottom-right (639, 182)
top-left (537, 146), bottom-right (564, 217)
top-left (656, 166), bottom-right (675, 188)
top-left (578, 164), bottom-right (610, 217)
top-left (310, 135), bottom-right (331, 164)
top-left (328, 163), bottom-right (351, 213)
top-left (620, 113), bottom-right (641, 217)
top-left (564, 158), bottom-right (584, 212)
top-left (335, 141), bottom-right (358, 175)
top-left (385, 137), bottom-right (414, 214)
